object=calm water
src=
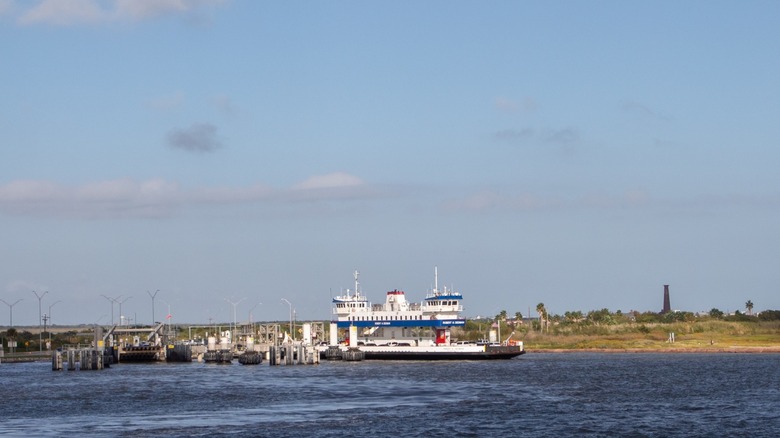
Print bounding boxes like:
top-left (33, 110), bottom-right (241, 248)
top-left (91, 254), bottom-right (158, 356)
top-left (1, 353), bottom-right (778, 437)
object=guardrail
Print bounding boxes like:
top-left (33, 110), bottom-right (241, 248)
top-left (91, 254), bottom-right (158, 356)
top-left (0, 350), bottom-right (51, 363)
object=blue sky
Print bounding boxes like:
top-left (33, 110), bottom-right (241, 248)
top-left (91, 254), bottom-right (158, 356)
top-left (1, 0), bottom-right (778, 326)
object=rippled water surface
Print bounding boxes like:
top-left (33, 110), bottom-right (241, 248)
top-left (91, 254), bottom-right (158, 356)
top-left (2, 353), bottom-right (778, 437)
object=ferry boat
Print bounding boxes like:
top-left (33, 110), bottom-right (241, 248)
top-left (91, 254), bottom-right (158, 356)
top-left (328, 268), bottom-right (525, 360)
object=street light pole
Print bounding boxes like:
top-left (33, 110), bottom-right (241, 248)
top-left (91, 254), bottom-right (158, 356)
top-left (248, 301), bottom-right (262, 331)
top-left (0, 298), bottom-right (23, 327)
top-left (225, 297), bottom-right (246, 341)
top-left (48, 300), bottom-right (62, 325)
top-left (117, 296), bottom-right (132, 327)
top-left (281, 298), bottom-right (293, 341)
top-left (147, 289), bottom-right (159, 325)
top-left (101, 294), bottom-right (122, 325)
top-left (42, 313), bottom-right (50, 348)
top-left (32, 290), bottom-right (49, 352)
top-left (161, 299), bottom-right (172, 340)
top-left (1, 298), bottom-right (23, 354)
top-left (47, 300), bottom-right (62, 345)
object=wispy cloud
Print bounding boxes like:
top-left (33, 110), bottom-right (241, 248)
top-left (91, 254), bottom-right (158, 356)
top-left (0, 0), bottom-right (16, 16)
top-left (18, 0), bottom-right (104, 25)
top-left (167, 123), bottom-right (222, 153)
top-left (494, 96), bottom-right (537, 113)
top-left (0, 178), bottom-right (181, 218)
top-left (16, 0), bottom-right (226, 26)
top-left (147, 92), bottom-right (185, 111)
top-left (441, 189), bottom-right (662, 213)
top-left (621, 100), bottom-right (673, 122)
top-left (542, 127), bottom-right (579, 145)
top-left (4, 279), bottom-right (48, 295)
top-left (292, 172), bottom-right (364, 191)
top-left (493, 126), bottom-right (580, 149)
top-left (211, 94), bottom-right (236, 116)
top-left (494, 128), bottom-right (535, 142)
top-left (114, 0), bottom-right (224, 21)
top-left (442, 190), bottom-right (556, 212)
top-left (0, 173), bottom-right (376, 219)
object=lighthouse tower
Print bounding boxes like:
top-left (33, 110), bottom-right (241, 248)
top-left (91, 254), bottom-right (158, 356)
top-left (661, 285), bottom-right (671, 314)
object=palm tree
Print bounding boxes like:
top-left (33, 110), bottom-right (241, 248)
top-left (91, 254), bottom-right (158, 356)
top-left (745, 300), bottom-right (754, 316)
top-left (536, 302), bottom-right (547, 333)
top-left (6, 327), bottom-right (18, 353)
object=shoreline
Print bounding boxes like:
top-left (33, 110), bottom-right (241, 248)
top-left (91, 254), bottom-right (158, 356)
top-left (528, 346), bottom-right (780, 354)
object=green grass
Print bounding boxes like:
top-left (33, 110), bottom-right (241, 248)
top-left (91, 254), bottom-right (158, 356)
top-left (514, 320), bottom-right (780, 351)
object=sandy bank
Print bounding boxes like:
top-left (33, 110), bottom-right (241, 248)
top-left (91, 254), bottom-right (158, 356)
top-left (529, 346), bottom-right (780, 353)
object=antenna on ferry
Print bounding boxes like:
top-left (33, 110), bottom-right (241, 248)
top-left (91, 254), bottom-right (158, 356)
top-left (354, 270), bottom-right (360, 297)
top-left (434, 266), bottom-right (439, 294)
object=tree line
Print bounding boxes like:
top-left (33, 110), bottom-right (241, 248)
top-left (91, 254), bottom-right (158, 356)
top-left (491, 303), bottom-right (780, 329)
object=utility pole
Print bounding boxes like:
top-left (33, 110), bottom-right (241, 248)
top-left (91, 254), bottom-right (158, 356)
top-left (42, 314), bottom-right (50, 349)
top-left (32, 290), bottom-right (49, 352)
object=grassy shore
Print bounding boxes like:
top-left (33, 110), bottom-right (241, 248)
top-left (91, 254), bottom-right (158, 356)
top-left (513, 320), bottom-right (780, 353)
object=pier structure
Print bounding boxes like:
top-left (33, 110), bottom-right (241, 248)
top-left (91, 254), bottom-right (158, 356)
top-left (51, 325), bottom-right (111, 371)
top-left (189, 321), bottom-right (323, 365)
top-left (106, 322), bottom-right (167, 363)
top-left (42, 319), bottom-right (327, 368)
top-left (267, 322), bottom-right (321, 366)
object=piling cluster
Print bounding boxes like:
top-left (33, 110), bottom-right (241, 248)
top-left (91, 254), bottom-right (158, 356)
top-left (52, 349), bottom-right (109, 371)
top-left (267, 344), bottom-right (319, 365)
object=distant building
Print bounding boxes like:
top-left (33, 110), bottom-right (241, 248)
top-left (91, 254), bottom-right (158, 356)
top-left (661, 285), bottom-right (671, 314)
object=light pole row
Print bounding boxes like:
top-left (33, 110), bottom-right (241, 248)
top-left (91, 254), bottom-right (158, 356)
top-left (0, 298), bottom-right (23, 327)
top-left (32, 290), bottom-right (48, 352)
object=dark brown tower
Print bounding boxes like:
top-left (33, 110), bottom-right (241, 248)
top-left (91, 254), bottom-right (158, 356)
top-left (661, 285), bottom-right (671, 314)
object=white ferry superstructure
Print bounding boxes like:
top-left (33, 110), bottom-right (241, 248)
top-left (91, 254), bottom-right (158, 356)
top-left (329, 268), bottom-right (524, 360)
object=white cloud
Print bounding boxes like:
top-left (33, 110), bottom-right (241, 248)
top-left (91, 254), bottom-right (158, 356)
top-left (0, 174), bottom-right (373, 219)
top-left (292, 172), bottom-right (365, 191)
top-left (16, 0), bottom-right (226, 26)
top-left (18, 0), bottom-right (105, 26)
top-left (0, 0), bottom-right (15, 16)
